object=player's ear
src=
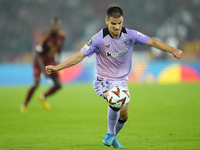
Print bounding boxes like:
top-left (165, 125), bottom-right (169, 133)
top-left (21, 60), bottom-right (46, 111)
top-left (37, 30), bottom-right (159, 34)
top-left (105, 18), bottom-right (109, 25)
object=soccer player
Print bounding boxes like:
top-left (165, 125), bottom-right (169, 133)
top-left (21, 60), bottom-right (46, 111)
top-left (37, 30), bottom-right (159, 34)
top-left (45, 6), bottom-right (183, 148)
top-left (21, 17), bottom-right (66, 113)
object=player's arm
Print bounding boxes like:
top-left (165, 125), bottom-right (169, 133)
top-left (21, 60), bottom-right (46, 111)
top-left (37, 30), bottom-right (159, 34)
top-left (35, 50), bottom-right (49, 77)
top-left (45, 51), bottom-right (86, 74)
top-left (146, 38), bottom-right (183, 59)
top-left (34, 32), bottom-right (50, 77)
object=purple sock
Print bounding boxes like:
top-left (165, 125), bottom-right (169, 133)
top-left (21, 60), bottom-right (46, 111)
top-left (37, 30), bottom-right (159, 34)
top-left (107, 106), bottom-right (120, 134)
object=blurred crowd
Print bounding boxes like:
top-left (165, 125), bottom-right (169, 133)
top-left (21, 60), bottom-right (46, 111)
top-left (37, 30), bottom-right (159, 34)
top-left (0, 0), bottom-right (200, 62)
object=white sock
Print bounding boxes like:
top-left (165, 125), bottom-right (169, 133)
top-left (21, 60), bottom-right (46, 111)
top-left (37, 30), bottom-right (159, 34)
top-left (115, 120), bottom-right (126, 137)
top-left (107, 106), bottom-right (120, 134)
top-left (40, 94), bottom-right (45, 100)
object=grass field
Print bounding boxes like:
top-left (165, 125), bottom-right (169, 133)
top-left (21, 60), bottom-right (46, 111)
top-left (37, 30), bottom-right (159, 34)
top-left (0, 83), bottom-right (200, 150)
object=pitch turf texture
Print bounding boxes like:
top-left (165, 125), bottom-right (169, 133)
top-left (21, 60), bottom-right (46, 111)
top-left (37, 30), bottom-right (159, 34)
top-left (0, 83), bottom-right (200, 150)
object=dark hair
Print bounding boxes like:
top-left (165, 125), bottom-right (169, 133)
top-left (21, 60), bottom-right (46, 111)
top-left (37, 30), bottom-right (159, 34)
top-left (50, 17), bottom-right (62, 24)
top-left (106, 6), bottom-right (123, 20)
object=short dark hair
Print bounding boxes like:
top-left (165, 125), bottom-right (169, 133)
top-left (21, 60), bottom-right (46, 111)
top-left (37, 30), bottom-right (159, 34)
top-left (106, 6), bottom-right (123, 20)
top-left (50, 17), bottom-right (62, 24)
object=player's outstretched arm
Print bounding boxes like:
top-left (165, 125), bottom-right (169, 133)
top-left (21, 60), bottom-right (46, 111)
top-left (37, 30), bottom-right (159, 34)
top-left (146, 38), bottom-right (183, 59)
top-left (45, 51), bottom-right (86, 74)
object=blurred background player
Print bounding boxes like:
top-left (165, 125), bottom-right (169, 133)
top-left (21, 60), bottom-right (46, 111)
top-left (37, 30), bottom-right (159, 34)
top-left (21, 17), bottom-right (66, 113)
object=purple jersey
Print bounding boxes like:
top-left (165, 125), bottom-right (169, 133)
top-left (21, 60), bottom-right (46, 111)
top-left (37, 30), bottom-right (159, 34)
top-left (81, 27), bottom-right (150, 81)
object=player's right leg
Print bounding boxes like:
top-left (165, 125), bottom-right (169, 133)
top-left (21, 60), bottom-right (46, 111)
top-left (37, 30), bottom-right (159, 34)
top-left (103, 105), bottom-right (120, 146)
top-left (111, 103), bottom-right (129, 148)
top-left (93, 79), bottom-right (117, 146)
top-left (21, 78), bottom-right (40, 113)
top-left (93, 79), bottom-right (128, 147)
top-left (37, 94), bottom-right (51, 110)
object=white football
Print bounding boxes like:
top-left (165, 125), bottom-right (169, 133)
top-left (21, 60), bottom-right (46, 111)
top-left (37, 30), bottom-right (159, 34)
top-left (107, 86), bottom-right (130, 109)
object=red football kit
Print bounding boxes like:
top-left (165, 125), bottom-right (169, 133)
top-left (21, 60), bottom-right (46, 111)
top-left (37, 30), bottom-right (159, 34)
top-left (33, 31), bottom-right (65, 78)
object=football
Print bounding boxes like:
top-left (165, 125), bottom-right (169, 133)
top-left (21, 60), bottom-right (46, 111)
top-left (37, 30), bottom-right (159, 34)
top-left (107, 86), bottom-right (130, 109)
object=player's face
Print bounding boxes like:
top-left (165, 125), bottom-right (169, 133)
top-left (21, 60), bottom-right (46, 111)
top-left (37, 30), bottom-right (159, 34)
top-left (106, 16), bottom-right (123, 38)
top-left (50, 22), bottom-right (61, 33)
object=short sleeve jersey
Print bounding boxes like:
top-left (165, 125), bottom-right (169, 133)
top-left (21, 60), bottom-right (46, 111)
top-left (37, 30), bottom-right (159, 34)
top-left (81, 27), bottom-right (150, 81)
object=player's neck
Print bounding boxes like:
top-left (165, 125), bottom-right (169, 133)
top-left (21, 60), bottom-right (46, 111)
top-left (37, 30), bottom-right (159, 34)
top-left (108, 28), bottom-right (120, 38)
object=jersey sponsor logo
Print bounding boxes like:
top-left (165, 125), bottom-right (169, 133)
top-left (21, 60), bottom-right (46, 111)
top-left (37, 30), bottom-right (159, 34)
top-left (106, 48), bottom-right (128, 58)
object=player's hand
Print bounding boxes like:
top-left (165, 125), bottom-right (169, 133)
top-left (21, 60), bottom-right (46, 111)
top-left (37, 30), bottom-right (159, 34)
top-left (172, 50), bottom-right (183, 59)
top-left (45, 65), bottom-right (57, 74)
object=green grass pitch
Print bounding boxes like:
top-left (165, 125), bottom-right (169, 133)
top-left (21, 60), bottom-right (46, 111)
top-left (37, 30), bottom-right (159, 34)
top-left (0, 83), bottom-right (200, 150)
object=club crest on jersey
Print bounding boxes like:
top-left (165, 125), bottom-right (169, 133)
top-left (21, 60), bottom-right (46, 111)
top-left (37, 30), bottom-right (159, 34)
top-left (106, 48), bottom-right (128, 58)
top-left (123, 39), bottom-right (129, 46)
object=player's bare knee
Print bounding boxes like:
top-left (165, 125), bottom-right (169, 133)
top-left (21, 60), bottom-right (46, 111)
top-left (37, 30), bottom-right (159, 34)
top-left (119, 112), bottom-right (129, 120)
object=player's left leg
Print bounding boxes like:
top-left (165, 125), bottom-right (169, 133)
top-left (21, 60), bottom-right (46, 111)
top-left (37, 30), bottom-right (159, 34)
top-left (117, 103), bottom-right (129, 135)
top-left (40, 73), bottom-right (62, 99)
top-left (38, 73), bottom-right (62, 110)
top-left (44, 76), bottom-right (62, 98)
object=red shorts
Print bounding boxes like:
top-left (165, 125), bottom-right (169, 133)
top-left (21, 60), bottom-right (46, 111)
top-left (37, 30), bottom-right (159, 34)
top-left (33, 61), bottom-right (59, 79)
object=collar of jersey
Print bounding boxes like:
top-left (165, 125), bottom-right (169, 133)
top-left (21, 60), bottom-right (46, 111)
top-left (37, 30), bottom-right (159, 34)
top-left (108, 28), bottom-right (123, 39)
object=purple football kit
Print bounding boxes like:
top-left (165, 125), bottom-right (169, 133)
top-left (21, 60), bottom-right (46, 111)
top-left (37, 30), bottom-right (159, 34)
top-left (81, 27), bottom-right (150, 99)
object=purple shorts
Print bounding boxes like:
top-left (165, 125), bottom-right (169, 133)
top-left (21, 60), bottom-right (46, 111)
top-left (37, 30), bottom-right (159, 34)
top-left (93, 78), bottom-right (129, 101)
